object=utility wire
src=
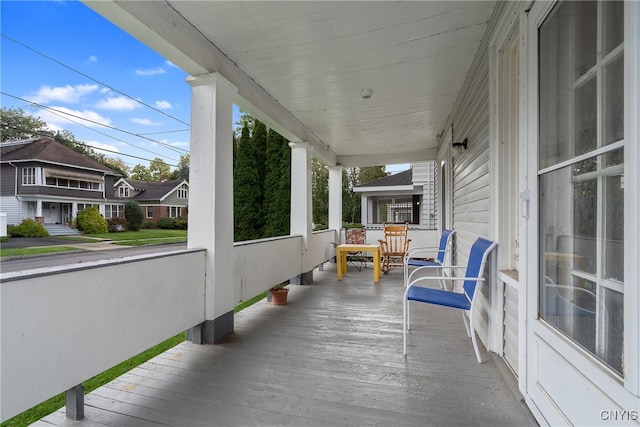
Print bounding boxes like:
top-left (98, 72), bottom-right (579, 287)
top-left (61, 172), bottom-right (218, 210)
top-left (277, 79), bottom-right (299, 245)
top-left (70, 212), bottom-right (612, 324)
top-left (2, 92), bottom-right (186, 159)
top-left (3, 124), bottom-right (179, 167)
top-left (1, 33), bottom-right (191, 127)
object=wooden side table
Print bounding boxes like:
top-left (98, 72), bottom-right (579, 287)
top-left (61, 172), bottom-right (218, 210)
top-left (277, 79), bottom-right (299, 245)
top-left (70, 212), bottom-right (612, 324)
top-left (336, 244), bottom-right (381, 283)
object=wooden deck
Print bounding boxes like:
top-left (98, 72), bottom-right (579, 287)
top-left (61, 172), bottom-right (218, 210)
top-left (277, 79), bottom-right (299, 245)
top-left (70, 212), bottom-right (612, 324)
top-left (35, 265), bottom-right (537, 427)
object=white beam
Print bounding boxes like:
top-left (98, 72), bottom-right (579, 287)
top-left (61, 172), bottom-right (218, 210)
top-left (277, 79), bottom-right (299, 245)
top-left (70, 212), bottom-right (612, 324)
top-left (338, 148), bottom-right (440, 168)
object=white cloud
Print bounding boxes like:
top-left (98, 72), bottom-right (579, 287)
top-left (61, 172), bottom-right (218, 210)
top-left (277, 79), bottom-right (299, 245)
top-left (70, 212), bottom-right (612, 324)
top-left (87, 55), bottom-right (98, 63)
top-left (27, 84), bottom-right (99, 104)
top-left (131, 118), bottom-right (162, 126)
top-left (95, 96), bottom-right (140, 111)
top-left (36, 106), bottom-right (111, 128)
top-left (135, 67), bottom-right (166, 76)
top-left (85, 140), bottom-right (120, 154)
top-left (155, 100), bottom-right (172, 109)
top-left (165, 60), bottom-right (179, 68)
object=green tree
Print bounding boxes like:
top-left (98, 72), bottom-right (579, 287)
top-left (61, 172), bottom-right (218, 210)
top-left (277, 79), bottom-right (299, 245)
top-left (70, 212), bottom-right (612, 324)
top-left (104, 157), bottom-right (130, 178)
top-left (170, 154), bottom-right (190, 181)
top-left (124, 201), bottom-right (144, 231)
top-left (0, 107), bottom-right (47, 141)
top-left (252, 120), bottom-right (268, 235)
top-left (233, 121), bottom-right (262, 241)
top-left (131, 164), bottom-right (152, 180)
top-left (149, 157), bottom-right (171, 181)
top-left (312, 158), bottom-right (329, 229)
top-left (263, 129), bottom-right (290, 237)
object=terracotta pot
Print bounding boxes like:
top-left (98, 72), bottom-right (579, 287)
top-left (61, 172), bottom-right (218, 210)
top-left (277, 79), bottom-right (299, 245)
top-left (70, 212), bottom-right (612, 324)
top-left (270, 288), bottom-right (289, 305)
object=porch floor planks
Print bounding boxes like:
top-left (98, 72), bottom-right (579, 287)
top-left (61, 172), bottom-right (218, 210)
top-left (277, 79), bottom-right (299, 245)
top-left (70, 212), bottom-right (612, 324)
top-left (37, 265), bottom-right (536, 427)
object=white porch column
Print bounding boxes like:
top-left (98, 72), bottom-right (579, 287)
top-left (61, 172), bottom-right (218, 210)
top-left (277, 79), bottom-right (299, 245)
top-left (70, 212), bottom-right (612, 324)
top-left (186, 72), bottom-right (237, 344)
top-left (328, 166), bottom-right (343, 242)
top-left (289, 141), bottom-right (314, 284)
top-left (36, 200), bottom-right (43, 218)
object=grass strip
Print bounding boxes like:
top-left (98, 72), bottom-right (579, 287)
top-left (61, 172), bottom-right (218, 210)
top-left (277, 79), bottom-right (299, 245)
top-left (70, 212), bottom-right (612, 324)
top-left (86, 230), bottom-right (187, 241)
top-left (0, 246), bottom-right (79, 258)
top-left (113, 237), bottom-right (187, 246)
top-left (1, 291), bottom-right (270, 427)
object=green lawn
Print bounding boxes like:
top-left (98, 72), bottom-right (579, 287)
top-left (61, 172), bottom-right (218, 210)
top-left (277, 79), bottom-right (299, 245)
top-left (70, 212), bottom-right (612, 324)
top-left (85, 229), bottom-right (187, 241)
top-left (0, 246), bottom-right (80, 258)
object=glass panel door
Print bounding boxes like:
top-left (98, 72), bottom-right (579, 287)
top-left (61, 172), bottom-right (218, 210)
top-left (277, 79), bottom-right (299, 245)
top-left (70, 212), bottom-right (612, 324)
top-left (538, 0), bottom-right (624, 376)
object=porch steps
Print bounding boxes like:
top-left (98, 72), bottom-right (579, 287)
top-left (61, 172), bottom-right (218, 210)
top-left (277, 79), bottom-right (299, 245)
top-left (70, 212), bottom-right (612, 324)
top-left (44, 224), bottom-right (80, 236)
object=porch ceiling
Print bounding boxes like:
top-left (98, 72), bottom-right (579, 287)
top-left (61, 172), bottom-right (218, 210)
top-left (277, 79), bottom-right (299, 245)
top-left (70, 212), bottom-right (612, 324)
top-left (84, 1), bottom-right (496, 167)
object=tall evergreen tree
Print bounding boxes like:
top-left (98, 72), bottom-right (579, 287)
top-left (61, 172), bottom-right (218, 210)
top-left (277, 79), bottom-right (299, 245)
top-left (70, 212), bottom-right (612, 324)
top-left (233, 121), bottom-right (262, 241)
top-left (263, 129), bottom-right (290, 237)
top-left (252, 121), bottom-right (268, 235)
top-left (312, 158), bottom-right (329, 229)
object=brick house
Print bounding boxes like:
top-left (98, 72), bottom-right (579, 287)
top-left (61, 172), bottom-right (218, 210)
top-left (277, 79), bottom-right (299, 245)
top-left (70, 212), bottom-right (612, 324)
top-left (112, 178), bottom-right (189, 224)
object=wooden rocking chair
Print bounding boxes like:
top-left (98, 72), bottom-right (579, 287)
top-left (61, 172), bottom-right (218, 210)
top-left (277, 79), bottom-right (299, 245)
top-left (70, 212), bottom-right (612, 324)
top-left (378, 223), bottom-right (411, 273)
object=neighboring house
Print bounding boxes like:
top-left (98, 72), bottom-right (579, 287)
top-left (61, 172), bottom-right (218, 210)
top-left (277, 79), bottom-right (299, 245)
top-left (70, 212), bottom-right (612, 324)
top-left (0, 134), bottom-right (120, 232)
top-left (111, 178), bottom-right (189, 223)
top-left (354, 161), bottom-right (437, 230)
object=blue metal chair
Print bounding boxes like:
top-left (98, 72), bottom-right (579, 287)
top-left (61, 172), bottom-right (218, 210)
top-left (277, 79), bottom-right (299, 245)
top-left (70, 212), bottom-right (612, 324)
top-left (403, 237), bottom-right (497, 363)
top-left (403, 229), bottom-right (455, 289)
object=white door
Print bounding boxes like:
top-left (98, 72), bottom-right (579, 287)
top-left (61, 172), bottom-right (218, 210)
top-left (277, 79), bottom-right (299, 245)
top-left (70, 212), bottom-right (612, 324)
top-left (525, 1), bottom-right (638, 424)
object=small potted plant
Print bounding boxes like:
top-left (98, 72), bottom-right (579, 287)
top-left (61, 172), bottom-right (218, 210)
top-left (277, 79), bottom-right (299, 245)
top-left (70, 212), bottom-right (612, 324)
top-left (269, 282), bottom-right (289, 305)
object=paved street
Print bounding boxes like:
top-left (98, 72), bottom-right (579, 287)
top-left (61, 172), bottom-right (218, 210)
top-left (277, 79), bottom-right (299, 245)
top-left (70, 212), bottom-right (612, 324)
top-left (0, 240), bottom-right (187, 273)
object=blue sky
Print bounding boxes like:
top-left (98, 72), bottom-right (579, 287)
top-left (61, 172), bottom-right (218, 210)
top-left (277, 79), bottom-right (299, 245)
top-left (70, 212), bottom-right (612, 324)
top-left (1, 0), bottom-right (213, 171)
top-left (1, 1), bottom-right (405, 174)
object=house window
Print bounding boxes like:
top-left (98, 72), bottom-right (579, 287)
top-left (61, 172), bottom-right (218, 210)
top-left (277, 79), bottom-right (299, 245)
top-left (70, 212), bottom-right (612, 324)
top-left (118, 186), bottom-right (130, 197)
top-left (177, 184), bottom-right (188, 199)
top-left (538, 0), bottom-right (624, 375)
top-left (44, 176), bottom-right (102, 190)
top-left (370, 196), bottom-right (421, 225)
top-left (77, 203), bottom-right (99, 212)
top-left (22, 167), bottom-right (37, 185)
top-left (104, 204), bottom-right (124, 219)
top-left (146, 206), bottom-right (153, 218)
top-left (167, 206), bottom-right (181, 218)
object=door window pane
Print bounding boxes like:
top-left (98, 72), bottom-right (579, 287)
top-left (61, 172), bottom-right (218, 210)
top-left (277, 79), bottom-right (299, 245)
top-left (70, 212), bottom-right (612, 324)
top-left (604, 1), bottom-right (624, 56)
top-left (538, 0), bottom-right (624, 376)
top-left (605, 54), bottom-right (624, 145)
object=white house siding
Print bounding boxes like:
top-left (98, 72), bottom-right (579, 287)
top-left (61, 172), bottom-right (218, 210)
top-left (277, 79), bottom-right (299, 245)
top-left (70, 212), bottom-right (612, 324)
top-left (0, 197), bottom-right (21, 225)
top-left (447, 23), bottom-right (494, 349)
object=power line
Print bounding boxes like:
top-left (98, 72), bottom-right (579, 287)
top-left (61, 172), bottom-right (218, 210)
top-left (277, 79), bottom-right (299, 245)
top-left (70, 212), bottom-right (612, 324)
top-left (1, 33), bottom-right (191, 127)
top-left (2, 92), bottom-right (186, 161)
top-left (2, 124), bottom-right (179, 167)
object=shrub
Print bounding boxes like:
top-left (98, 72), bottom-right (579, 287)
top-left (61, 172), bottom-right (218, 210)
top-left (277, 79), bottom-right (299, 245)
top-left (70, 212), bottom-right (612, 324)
top-left (124, 201), bottom-right (144, 231)
top-left (142, 221), bottom-right (154, 229)
top-left (174, 217), bottom-right (188, 230)
top-left (107, 217), bottom-right (129, 232)
top-left (76, 207), bottom-right (108, 234)
top-left (156, 217), bottom-right (176, 229)
top-left (9, 218), bottom-right (49, 237)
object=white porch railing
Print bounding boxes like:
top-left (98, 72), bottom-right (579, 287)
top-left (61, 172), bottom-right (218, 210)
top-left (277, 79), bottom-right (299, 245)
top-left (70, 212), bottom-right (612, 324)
top-left (0, 249), bottom-right (207, 421)
top-left (0, 231), bottom-right (338, 422)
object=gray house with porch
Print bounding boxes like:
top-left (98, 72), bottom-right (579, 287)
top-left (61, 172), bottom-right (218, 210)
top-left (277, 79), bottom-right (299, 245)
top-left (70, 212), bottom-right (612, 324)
top-left (0, 135), bottom-right (120, 234)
